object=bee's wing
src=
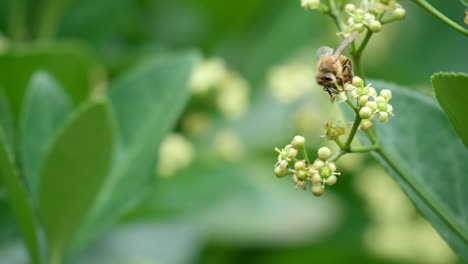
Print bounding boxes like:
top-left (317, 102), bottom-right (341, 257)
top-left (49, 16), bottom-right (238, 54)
top-left (333, 31), bottom-right (358, 61)
top-left (316, 46), bottom-right (334, 59)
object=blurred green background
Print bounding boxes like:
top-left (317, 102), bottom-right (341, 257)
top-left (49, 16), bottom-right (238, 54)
top-left (0, 0), bottom-right (466, 263)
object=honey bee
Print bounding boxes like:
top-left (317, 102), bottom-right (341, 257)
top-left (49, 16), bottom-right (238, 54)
top-left (316, 31), bottom-right (358, 99)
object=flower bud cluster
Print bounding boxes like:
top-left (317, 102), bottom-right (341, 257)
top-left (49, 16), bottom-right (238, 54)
top-left (344, 5), bottom-right (382, 33)
top-left (368, 0), bottom-right (406, 17)
top-left (274, 143), bottom-right (298, 177)
top-left (189, 58), bottom-right (250, 120)
top-left (347, 76), bottom-right (394, 128)
top-left (274, 136), bottom-right (341, 196)
top-left (342, 1), bottom-right (405, 35)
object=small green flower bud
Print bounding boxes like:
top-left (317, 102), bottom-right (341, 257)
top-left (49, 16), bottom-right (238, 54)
top-left (311, 173), bottom-right (322, 184)
top-left (366, 101), bottom-right (377, 112)
top-left (287, 147), bottom-right (298, 160)
top-left (374, 3), bottom-right (386, 14)
top-left (359, 106), bottom-right (373, 119)
top-left (335, 92), bottom-right (348, 103)
top-left (297, 170), bottom-right (308, 180)
top-left (357, 86), bottom-right (369, 96)
top-left (387, 104), bottom-right (394, 115)
top-left (353, 23), bottom-right (365, 32)
top-left (313, 159), bottom-right (325, 169)
top-left (294, 160), bottom-right (306, 171)
top-left (377, 100), bottom-right (388, 111)
top-left (344, 83), bottom-right (355, 91)
top-left (327, 162), bottom-right (336, 172)
top-left (301, 0), bottom-right (320, 10)
top-left (279, 160), bottom-right (289, 169)
top-left (380, 89), bottom-right (392, 101)
top-left (325, 175), bottom-right (337, 186)
top-left (359, 95), bottom-right (369, 106)
top-left (361, 119), bottom-right (373, 129)
top-left (317, 147), bottom-right (332, 161)
top-left (378, 112), bottom-right (389, 122)
top-left (352, 76), bottom-right (364, 87)
top-left (369, 20), bottom-right (382, 32)
top-left (292, 174), bottom-right (299, 183)
top-left (351, 90), bottom-right (358, 99)
top-left (394, 7), bottom-right (406, 19)
top-left (354, 9), bottom-right (365, 22)
top-left (319, 166), bottom-right (332, 178)
top-left (311, 184), bottom-right (324, 196)
top-left (364, 13), bottom-right (375, 23)
top-left (345, 3), bottom-right (356, 13)
top-left (369, 87), bottom-right (377, 97)
top-left (292, 135), bottom-right (305, 149)
top-left (274, 166), bottom-right (290, 178)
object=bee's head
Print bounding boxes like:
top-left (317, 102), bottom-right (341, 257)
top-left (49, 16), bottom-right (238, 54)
top-left (316, 72), bottom-right (336, 86)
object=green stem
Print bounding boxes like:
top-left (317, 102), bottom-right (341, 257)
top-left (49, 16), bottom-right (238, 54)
top-left (299, 146), bottom-right (310, 163)
top-left (7, 0), bottom-right (27, 42)
top-left (352, 30), bottom-right (372, 77)
top-left (344, 115), bottom-right (362, 150)
top-left (376, 148), bottom-right (468, 243)
top-left (334, 138), bottom-right (345, 149)
top-left (353, 55), bottom-right (363, 77)
top-left (355, 29), bottom-right (373, 58)
top-left (350, 144), bottom-right (379, 153)
top-left (381, 16), bottom-right (400, 25)
top-left (329, 0), bottom-right (345, 32)
top-left (364, 127), bottom-right (378, 144)
top-left (338, 0), bottom-right (347, 10)
top-left (329, 149), bottom-right (346, 162)
top-left (346, 98), bottom-right (358, 112)
top-left (412, 0), bottom-right (468, 37)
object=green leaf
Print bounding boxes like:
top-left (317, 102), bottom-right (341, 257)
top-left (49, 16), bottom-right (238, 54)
top-left (20, 72), bottom-right (73, 202)
top-left (74, 51), bottom-right (200, 251)
top-left (72, 222), bottom-right (202, 264)
top-left (357, 81), bottom-right (468, 261)
top-left (0, 131), bottom-right (40, 264)
top-left (38, 100), bottom-right (114, 261)
top-left (0, 44), bottom-right (93, 120)
top-left (0, 91), bottom-right (14, 150)
top-left (432, 72), bottom-right (468, 147)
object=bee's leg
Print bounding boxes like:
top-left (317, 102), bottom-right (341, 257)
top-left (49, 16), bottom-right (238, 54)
top-left (329, 86), bottom-right (339, 94)
top-left (323, 87), bottom-right (333, 98)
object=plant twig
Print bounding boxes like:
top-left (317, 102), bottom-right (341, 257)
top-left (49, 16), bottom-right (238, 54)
top-left (355, 29), bottom-right (373, 59)
top-left (329, 149), bottom-right (346, 162)
top-left (412, 0), bottom-right (468, 37)
top-left (344, 115), bottom-right (362, 150)
top-left (350, 144), bottom-right (379, 152)
top-left (334, 138), bottom-right (345, 149)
